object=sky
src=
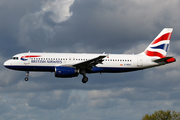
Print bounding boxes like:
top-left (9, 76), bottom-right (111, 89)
top-left (0, 0), bottom-right (180, 120)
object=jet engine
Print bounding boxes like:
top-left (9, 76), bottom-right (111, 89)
top-left (55, 66), bottom-right (79, 78)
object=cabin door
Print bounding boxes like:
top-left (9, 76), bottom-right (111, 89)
top-left (137, 56), bottom-right (143, 66)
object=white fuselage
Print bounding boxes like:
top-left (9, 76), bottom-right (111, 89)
top-left (4, 52), bottom-right (158, 73)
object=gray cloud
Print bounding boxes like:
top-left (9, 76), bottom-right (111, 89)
top-left (14, 0), bottom-right (180, 54)
top-left (1, 0), bottom-right (180, 120)
top-left (27, 90), bottom-right (79, 110)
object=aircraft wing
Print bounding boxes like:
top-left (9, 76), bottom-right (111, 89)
top-left (73, 55), bottom-right (107, 69)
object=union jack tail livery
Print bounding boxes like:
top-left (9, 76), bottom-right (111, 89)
top-left (143, 28), bottom-right (173, 58)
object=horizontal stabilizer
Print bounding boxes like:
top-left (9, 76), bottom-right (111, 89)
top-left (153, 57), bottom-right (176, 64)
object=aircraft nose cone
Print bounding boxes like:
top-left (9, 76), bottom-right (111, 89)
top-left (4, 60), bottom-right (17, 70)
top-left (4, 61), bottom-right (8, 67)
top-left (4, 60), bottom-right (11, 68)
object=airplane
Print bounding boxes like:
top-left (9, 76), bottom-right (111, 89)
top-left (4, 28), bottom-right (176, 83)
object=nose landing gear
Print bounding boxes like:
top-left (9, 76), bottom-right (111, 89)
top-left (25, 71), bottom-right (29, 81)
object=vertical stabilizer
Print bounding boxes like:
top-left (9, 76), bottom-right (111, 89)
top-left (141, 28), bottom-right (173, 58)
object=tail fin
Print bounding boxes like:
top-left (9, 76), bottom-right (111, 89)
top-left (141, 28), bottom-right (173, 58)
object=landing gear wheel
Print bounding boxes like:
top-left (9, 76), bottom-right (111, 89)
top-left (25, 77), bottom-right (28, 81)
top-left (82, 77), bottom-right (88, 83)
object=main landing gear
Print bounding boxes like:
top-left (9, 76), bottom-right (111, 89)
top-left (82, 76), bottom-right (88, 83)
top-left (25, 71), bottom-right (29, 81)
top-left (80, 69), bottom-right (88, 83)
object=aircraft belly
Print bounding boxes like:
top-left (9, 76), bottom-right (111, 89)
top-left (88, 67), bottom-right (141, 73)
top-left (5, 65), bottom-right (55, 72)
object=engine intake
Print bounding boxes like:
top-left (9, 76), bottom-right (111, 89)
top-left (55, 66), bottom-right (79, 78)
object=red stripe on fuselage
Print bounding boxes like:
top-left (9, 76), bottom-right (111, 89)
top-left (21, 55), bottom-right (41, 58)
top-left (152, 32), bottom-right (172, 44)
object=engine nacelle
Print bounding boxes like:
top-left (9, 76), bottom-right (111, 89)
top-left (55, 66), bottom-right (79, 78)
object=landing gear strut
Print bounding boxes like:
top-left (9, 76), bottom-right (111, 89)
top-left (25, 71), bottom-right (29, 81)
top-left (80, 69), bottom-right (88, 83)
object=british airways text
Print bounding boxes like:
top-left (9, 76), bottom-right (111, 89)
top-left (31, 60), bottom-right (62, 64)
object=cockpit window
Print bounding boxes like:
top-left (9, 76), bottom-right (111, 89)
top-left (12, 57), bottom-right (18, 60)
